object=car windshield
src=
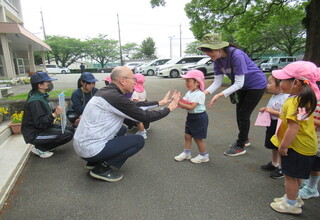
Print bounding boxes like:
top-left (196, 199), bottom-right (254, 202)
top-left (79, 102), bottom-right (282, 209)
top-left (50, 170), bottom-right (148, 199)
top-left (269, 58), bottom-right (278, 63)
top-left (165, 58), bottom-right (181, 64)
top-left (196, 57), bottom-right (211, 65)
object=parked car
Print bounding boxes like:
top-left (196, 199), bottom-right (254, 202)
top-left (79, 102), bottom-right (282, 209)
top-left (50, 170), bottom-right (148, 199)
top-left (181, 57), bottom-right (213, 77)
top-left (132, 63), bottom-right (145, 73)
top-left (260, 57), bottom-right (296, 72)
top-left (38, 64), bottom-right (70, 74)
top-left (124, 62), bottom-right (144, 72)
top-left (157, 56), bottom-right (206, 78)
top-left (253, 59), bottom-right (268, 69)
top-left (139, 58), bottom-right (171, 76)
top-left (97, 65), bottom-right (117, 73)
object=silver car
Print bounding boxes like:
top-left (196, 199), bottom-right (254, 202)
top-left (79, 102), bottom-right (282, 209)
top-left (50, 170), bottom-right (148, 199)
top-left (181, 57), bottom-right (213, 77)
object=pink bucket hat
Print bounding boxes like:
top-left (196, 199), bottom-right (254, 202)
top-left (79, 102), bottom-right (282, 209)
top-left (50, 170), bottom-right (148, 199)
top-left (102, 75), bottom-right (112, 83)
top-left (181, 70), bottom-right (205, 91)
top-left (134, 73), bottom-right (145, 93)
top-left (272, 61), bottom-right (320, 99)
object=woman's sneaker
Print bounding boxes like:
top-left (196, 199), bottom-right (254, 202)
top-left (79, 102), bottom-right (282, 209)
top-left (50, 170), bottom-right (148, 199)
top-left (190, 154), bottom-right (209, 164)
top-left (136, 130), bottom-right (147, 139)
top-left (174, 152), bottom-right (191, 162)
top-left (224, 146), bottom-right (246, 156)
top-left (31, 146), bottom-right (53, 158)
top-left (299, 186), bottom-right (320, 199)
top-left (89, 162), bottom-right (123, 182)
top-left (230, 140), bottom-right (251, 147)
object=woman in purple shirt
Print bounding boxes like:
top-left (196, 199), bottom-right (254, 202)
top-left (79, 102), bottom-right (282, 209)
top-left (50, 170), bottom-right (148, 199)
top-left (198, 33), bottom-right (267, 156)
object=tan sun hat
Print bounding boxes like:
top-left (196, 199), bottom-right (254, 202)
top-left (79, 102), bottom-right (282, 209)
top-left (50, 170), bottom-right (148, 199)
top-left (197, 33), bottom-right (229, 50)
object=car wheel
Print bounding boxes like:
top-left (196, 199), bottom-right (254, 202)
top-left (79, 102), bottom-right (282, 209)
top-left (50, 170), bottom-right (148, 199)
top-left (61, 70), bottom-right (66, 74)
top-left (147, 69), bottom-right (154, 76)
top-left (271, 66), bottom-right (278, 71)
top-left (198, 68), bottom-right (207, 75)
top-left (170, 69), bottom-right (179, 78)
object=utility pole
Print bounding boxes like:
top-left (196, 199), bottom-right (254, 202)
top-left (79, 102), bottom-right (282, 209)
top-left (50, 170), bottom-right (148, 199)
top-left (168, 35), bottom-right (175, 58)
top-left (179, 24), bottom-right (182, 57)
top-left (40, 9), bottom-right (50, 64)
top-left (117, 13), bottom-right (123, 66)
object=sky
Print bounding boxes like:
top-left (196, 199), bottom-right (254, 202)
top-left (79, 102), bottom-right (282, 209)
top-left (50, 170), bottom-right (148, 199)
top-left (20, 0), bottom-right (196, 59)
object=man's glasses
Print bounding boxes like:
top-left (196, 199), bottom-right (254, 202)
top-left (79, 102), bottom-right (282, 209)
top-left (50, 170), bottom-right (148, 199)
top-left (122, 76), bottom-right (136, 82)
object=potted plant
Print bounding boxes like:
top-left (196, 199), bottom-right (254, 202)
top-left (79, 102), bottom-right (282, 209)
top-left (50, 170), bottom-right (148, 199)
top-left (9, 111), bottom-right (24, 134)
top-left (0, 107), bottom-right (9, 124)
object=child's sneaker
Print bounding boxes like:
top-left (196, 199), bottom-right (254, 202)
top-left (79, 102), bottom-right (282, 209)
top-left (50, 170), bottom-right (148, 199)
top-left (174, 152), bottom-right (191, 162)
top-left (190, 154), bottom-right (209, 164)
top-left (31, 146), bottom-right (54, 158)
top-left (299, 186), bottom-right (320, 199)
top-left (270, 198), bottom-right (302, 215)
top-left (273, 194), bottom-right (304, 207)
top-left (136, 130), bottom-right (147, 139)
top-left (270, 167), bottom-right (284, 179)
top-left (261, 162), bottom-right (277, 171)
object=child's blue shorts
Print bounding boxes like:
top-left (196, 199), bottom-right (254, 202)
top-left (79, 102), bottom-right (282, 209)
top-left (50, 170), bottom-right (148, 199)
top-left (185, 112), bottom-right (208, 139)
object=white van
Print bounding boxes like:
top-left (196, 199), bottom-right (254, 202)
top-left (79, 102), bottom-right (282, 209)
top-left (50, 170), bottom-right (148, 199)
top-left (139, 58), bottom-right (170, 76)
top-left (38, 64), bottom-right (70, 74)
top-left (157, 56), bottom-right (206, 78)
top-left (260, 57), bottom-right (296, 72)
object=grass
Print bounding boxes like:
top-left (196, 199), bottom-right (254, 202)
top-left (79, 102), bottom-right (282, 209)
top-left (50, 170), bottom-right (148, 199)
top-left (5, 89), bottom-right (74, 101)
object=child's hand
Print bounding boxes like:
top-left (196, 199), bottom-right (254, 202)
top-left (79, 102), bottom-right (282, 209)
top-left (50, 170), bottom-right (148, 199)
top-left (259, 107), bottom-right (266, 112)
top-left (278, 145), bottom-right (288, 156)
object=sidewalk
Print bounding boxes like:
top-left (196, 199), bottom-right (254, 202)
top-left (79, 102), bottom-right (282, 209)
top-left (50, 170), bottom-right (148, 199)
top-left (0, 122), bottom-right (31, 210)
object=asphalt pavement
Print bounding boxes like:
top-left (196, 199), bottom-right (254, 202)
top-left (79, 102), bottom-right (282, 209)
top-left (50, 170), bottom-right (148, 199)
top-left (0, 74), bottom-right (319, 219)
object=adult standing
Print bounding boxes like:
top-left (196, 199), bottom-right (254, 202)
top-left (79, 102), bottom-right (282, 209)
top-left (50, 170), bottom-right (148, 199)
top-left (198, 34), bottom-right (267, 156)
top-left (80, 63), bottom-right (85, 73)
top-left (22, 72), bottom-right (75, 158)
top-left (73, 66), bottom-right (180, 182)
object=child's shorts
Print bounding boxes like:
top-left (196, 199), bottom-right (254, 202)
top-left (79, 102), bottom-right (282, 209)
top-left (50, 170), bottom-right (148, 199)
top-left (311, 156), bottom-right (320, 172)
top-left (265, 119), bottom-right (278, 150)
top-left (185, 112), bottom-right (208, 139)
top-left (281, 149), bottom-right (315, 179)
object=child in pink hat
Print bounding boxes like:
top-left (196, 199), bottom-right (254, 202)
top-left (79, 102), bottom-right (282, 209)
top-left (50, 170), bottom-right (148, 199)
top-left (269, 61), bottom-right (320, 215)
top-left (174, 70), bottom-right (209, 164)
top-left (131, 73), bottom-right (149, 139)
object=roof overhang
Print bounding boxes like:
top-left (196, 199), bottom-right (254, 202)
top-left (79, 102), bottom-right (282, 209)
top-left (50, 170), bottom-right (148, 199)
top-left (0, 22), bottom-right (51, 51)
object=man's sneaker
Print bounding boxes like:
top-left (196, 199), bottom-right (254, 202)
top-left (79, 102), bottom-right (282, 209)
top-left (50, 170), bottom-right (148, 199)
top-left (174, 152), bottom-right (191, 162)
top-left (136, 130), bottom-right (147, 139)
top-left (190, 154), bottom-right (209, 164)
top-left (31, 146), bottom-right (54, 158)
top-left (299, 186), bottom-right (320, 199)
top-left (89, 162), bottom-right (123, 182)
top-left (273, 194), bottom-right (304, 207)
top-left (224, 146), bottom-right (246, 157)
top-left (261, 162), bottom-right (277, 171)
top-left (270, 198), bottom-right (302, 215)
top-left (270, 167), bottom-right (284, 179)
top-left (85, 161), bottom-right (99, 170)
top-left (230, 140), bottom-right (251, 148)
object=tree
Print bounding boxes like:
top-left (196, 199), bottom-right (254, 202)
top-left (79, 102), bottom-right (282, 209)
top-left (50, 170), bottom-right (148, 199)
top-left (151, 0), bottom-right (320, 65)
top-left (184, 40), bottom-right (203, 55)
top-left (45, 35), bottom-right (86, 67)
top-left (86, 34), bottom-right (119, 68)
top-left (121, 42), bottom-right (139, 60)
top-left (139, 37), bottom-right (157, 59)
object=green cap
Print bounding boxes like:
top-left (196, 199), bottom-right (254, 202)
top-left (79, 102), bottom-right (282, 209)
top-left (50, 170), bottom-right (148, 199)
top-left (197, 33), bottom-right (229, 50)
